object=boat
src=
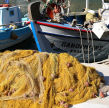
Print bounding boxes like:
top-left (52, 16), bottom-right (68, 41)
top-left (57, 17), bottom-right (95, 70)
top-left (0, 3), bottom-right (32, 50)
top-left (27, 0), bottom-right (109, 62)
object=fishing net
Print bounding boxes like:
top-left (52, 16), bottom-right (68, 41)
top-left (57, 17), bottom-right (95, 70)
top-left (0, 50), bottom-right (103, 108)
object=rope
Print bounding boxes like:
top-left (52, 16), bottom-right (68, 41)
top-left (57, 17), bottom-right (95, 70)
top-left (85, 28), bottom-right (90, 63)
top-left (88, 28), bottom-right (96, 62)
top-left (36, 54), bottom-right (45, 98)
top-left (76, 26), bottom-right (85, 63)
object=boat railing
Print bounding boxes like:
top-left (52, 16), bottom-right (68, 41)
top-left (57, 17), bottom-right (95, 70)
top-left (0, 20), bottom-right (30, 29)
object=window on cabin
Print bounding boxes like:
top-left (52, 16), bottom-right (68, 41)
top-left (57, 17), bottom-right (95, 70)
top-left (10, 21), bottom-right (14, 23)
top-left (104, 0), bottom-right (109, 3)
top-left (10, 10), bottom-right (14, 16)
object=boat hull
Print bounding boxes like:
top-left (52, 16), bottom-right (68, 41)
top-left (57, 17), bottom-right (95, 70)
top-left (30, 21), bottom-right (109, 62)
top-left (0, 26), bottom-right (32, 50)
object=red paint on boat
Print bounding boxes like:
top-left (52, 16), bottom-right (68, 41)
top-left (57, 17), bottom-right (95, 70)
top-left (26, 21), bottom-right (92, 33)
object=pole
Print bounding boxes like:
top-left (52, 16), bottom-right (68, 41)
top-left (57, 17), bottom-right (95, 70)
top-left (86, 0), bottom-right (89, 9)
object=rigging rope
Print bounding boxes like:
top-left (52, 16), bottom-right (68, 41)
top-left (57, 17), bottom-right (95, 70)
top-left (85, 28), bottom-right (90, 63)
top-left (88, 28), bottom-right (96, 62)
top-left (76, 26), bottom-right (85, 63)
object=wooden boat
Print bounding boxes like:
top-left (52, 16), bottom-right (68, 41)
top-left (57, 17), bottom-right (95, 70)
top-left (27, 1), bottom-right (109, 62)
top-left (0, 3), bottom-right (32, 50)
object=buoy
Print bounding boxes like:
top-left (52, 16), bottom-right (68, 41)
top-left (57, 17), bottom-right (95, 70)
top-left (63, 93), bottom-right (68, 96)
top-left (84, 81), bottom-right (89, 87)
top-left (53, 5), bottom-right (59, 13)
top-left (64, 103), bottom-right (69, 108)
top-left (69, 88), bottom-right (74, 92)
top-left (99, 91), bottom-right (105, 98)
top-left (2, 4), bottom-right (10, 7)
top-left (67, 63), bottom-right (72, 68)
top-left (60, 101), bottom-right (65, 105)
top-left (92, 93), bottom-right (96, 98)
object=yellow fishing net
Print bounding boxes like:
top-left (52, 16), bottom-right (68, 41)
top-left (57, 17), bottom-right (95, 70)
top-left (0, 50), bottom-right (103, 108)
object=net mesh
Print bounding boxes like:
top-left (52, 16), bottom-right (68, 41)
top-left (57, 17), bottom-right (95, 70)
top-left (0, 50), bottom-right (103, 108)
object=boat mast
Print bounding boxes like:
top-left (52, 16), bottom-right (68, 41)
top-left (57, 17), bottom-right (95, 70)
top-left (86, 0), bottom-right (89, 9)
top-left (67, 0), bottom-right (70, 15)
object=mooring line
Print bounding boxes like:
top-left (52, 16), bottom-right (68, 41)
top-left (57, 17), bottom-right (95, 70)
top-left (85, 28), bottom-right (90, 63)
top-left (76, 26), bottom-right (85, 63)
top-left (88, 28), bottom-right (95, 62)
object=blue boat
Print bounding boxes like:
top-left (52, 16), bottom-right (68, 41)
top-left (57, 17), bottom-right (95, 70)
top-left (0, 3), bottom-right (32, 50)
top-left (28, 1), bottom-right (109, 62)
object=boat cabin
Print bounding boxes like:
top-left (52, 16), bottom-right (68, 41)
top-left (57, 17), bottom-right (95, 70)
top-left (102, 0), bottom-right (109, 9)
top-left (0, 5), bottom-right (21, 28)
top-left (100, 0), bottom-right (109, 23)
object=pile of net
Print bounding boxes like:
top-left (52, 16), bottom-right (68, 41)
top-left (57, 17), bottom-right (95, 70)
top-left (0, 50), bottom-right (103, 108)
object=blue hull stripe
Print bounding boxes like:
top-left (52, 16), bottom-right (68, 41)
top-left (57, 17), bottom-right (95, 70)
top-left (30, 21), bottom-right (42, 52)
top-left (38, 31), bottom-right (109, 42)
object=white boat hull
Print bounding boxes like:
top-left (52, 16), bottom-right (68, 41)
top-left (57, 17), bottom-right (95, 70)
top-left (30, 21), bottom-right (109, 62)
